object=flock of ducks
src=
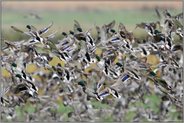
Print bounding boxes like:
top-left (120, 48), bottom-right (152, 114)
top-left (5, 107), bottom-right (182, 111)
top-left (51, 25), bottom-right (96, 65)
top-left (1, 9), bottom-right (183, 121)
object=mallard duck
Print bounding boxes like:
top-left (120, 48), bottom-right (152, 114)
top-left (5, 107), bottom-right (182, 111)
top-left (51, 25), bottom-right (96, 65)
top-left (11, 22), bottom-right (55, 45)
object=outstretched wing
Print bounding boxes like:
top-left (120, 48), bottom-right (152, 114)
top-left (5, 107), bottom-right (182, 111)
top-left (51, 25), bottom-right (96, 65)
top-left (74, 20), bottom-right (82, 32)
top-left (26, 25), bottom-right (37, 32)
top-left (38, 21), bottom-right (53, 35)
top-left (118, 23), bottom-right (127, 32)
top-left (106, 20), bottom-right (115, 29)
top-left (11, 26), bottom-right (24, 33)
top-left (155, 7), bottom-right (161, 19)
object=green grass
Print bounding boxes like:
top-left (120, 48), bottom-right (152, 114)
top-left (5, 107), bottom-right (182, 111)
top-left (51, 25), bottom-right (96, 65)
top-left (2, 9), bottom-right (180, 30)
top-left (3, 9), bottom-right (152, 26)
top-left (3, 9), bottom-right (181, 27)
top-left (91, 100), bottom-right (111, 109)
top-left (2, 9), bottom-right (181, 41)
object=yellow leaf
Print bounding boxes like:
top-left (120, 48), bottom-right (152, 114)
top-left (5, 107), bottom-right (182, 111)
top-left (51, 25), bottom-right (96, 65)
top-left (113, 56), bottom-right (119, 64)
top-left (2, 68), bottom-right (11, 78)
top-left (95, 48), bottom-right (102, 56)
top-left (26, 64), bottom-right (38, 74)
top-left (35, 42), bottom-right (45, 48)
top-left (84, 63), bottom-right (96, 73)
top-left (49, 56), bottom-right (65, 67)
top-left (37, 87), bottom-right (44, 96)
top-left (32, 75), bottom-right (42, 82)
top-left (146, 54), bottom-right (160, 66)
top-left (56, 96), bottom-right (63, 104)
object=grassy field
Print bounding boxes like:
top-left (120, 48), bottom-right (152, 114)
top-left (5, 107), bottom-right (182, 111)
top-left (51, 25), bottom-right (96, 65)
top-left (2, 9), bottom-right (181, 41)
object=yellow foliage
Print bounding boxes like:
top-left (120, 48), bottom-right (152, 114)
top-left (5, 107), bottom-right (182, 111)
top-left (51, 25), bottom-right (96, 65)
top-left (49, 56), bottom-right (65, 67)
top-left (113, 56), bottom-right (119, 64)
top-left (146, 54), bottom-right (160, 66)
top-left (2, 68), bottom-right (11, 78)
top-left (84, 63), bottom-right (96, 73)
top-left (25, 64), bottom-right (38, 74)
top-left (32, 75), bottom-right (42, 82)
top-left (95, 48), bottom-right (102, 56)
top-left (37, 87), bottom-right (44, 96)
top-left (56, 96), bottom-right (63, 104)
top-left (35, 43), bottom-right (45, 48)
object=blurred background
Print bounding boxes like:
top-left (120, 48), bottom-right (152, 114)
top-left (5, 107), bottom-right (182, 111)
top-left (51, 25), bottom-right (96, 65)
top-left (2, 1), bottom-right (182, 41)
top-left (1, 1), bottom-right (183, 122)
